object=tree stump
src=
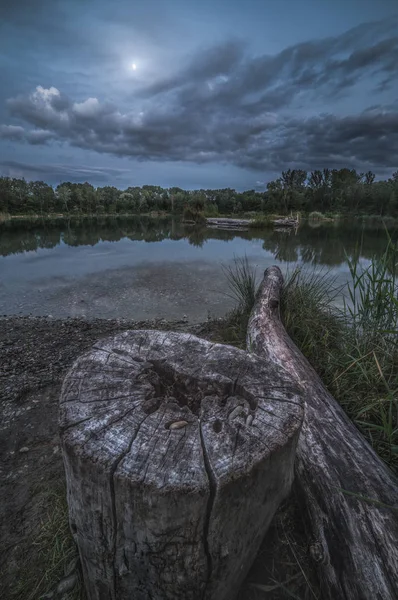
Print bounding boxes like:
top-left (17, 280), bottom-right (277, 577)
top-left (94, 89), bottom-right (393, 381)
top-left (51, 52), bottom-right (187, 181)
top-left (248, 266), bottom-right (398, 600)
top-left (60, 330), bottom-right (304, 600)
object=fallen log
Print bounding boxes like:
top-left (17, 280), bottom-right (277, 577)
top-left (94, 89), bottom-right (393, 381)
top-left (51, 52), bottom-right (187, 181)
top-left (206, 217), bottom-right (299, 230)
top-left (273, 218), bottom-right (298, 227)
top-left (247, 266), bottom-right (398, 600)
top-left (60, 330), bottom-right (304, 600)
top-left (206, 217), bottom-right (252, 229)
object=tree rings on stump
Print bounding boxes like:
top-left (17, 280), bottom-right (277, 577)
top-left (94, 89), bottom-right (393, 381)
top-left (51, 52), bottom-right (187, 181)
top-left (60, 330), bottom-right (304, 600)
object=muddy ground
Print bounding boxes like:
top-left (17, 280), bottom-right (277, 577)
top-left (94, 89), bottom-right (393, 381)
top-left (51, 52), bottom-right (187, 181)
top-left (0, 316), bottom-right (317, 600)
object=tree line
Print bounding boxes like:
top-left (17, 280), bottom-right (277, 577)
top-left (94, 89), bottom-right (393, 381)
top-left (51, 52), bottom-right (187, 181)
top-left (0, 168), bottom-right (397, 217)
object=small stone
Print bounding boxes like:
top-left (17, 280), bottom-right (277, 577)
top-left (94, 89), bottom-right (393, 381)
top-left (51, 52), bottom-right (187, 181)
top-left (168, 420), bottom-right (189, 430)
top-left (19, 447), bottom-right (29, 453)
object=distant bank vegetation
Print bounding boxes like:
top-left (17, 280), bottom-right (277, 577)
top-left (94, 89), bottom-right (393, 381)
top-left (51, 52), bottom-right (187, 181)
top-left (1, 167), bottom-right (398, 219)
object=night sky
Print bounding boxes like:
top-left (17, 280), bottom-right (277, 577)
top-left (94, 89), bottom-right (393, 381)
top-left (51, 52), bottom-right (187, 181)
top-left (0, 0), bottom-right (397, 190)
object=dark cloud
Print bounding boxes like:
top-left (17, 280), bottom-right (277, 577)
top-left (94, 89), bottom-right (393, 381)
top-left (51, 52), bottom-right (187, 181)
top-left (141, 17), bottom-right (398, 106)
top-left (0, 160), bottom-right (132, 184)
top-left (236, 111), bottom-right (398, 173)
top-left (1, 18), bottom-right (397, 175)
top-left (0, 124), bottom-right (55, 144)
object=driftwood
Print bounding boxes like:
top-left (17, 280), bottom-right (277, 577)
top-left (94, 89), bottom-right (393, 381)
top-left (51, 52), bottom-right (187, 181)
top-left (272, 218), bottom-right (298, 228)
top-left (206, 217), bottom-right (252, 229)
top-left (247, 266), bottom-right (398, 600)
top-left (60, 330), bottom-right (304, 600)
top-left (206, 217), bottom-right (299, 230)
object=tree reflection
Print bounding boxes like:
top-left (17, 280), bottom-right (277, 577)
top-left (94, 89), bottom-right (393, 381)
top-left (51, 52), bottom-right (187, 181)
top-left (0, 217), bottom-right (396, 270)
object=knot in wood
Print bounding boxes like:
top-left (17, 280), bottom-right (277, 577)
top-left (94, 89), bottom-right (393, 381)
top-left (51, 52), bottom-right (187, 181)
top-left (60, 330), bottom-right (304, 600)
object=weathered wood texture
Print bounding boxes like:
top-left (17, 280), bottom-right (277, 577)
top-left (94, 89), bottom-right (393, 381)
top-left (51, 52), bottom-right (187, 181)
top-left (60, 330), bottom-right (304, 600)
top-left (247, 266), bottom-right (398, 600)
top-left (206, 217), bottom-right (298, 230)
top-left (206, 217), bottom-right (252, 230)
top-left (272, 218), bottom-right (298, 228)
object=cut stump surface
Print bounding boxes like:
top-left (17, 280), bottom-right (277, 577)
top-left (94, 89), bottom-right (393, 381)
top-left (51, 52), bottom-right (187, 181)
top-left (60, 330), bottom-right (304, 600)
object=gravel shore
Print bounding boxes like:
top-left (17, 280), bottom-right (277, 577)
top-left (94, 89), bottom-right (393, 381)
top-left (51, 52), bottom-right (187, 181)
top-left (0, 315), bottom-right (216, 599)
top-left (0, 315), bottom-right (215, 405)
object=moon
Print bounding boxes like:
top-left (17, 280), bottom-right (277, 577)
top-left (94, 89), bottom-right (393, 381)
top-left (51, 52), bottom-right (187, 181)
top-left (131, 63), bottom-right (137, 71)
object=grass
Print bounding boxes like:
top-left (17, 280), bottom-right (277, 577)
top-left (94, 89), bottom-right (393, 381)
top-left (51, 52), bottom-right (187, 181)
top-left (12, 486), bottom-right (82, 600)
top-left (220, 256), bottom-right (259, 346)
top-left (222, 236), bottom-right (398, 473)
top-left (280, 267), bottom-right (343, 379)
top-left (335, 236), bottom-right (398, 470)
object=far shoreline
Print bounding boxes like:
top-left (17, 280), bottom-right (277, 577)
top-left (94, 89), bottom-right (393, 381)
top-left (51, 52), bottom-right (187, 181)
top-left (2, 211), bottom-right (398, 224)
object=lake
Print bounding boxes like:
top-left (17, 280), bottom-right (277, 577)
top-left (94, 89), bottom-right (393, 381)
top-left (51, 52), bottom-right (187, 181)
top-left (0, 216), bottom-right (395, 321)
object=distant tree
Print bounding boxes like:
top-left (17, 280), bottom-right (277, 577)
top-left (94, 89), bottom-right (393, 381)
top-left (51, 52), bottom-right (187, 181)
top-left (56, 185), bottom-right (71, 213)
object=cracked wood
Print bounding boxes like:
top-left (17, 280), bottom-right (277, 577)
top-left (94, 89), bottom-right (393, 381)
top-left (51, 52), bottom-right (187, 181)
top-left (247, 266), bottom-right (398, 600)
top-left (60, 329), bottom-right (304, 600)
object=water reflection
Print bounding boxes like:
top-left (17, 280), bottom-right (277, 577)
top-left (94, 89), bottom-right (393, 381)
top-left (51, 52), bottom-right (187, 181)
top-left (0, 215), bottom-right (396, 267)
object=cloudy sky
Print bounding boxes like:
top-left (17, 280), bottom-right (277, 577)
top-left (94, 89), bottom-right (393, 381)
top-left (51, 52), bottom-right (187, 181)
top-left (0, 0), bottom-right (397, 190)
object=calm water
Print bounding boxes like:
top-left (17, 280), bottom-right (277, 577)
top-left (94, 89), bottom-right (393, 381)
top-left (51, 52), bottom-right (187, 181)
top-left (0, 216), bottom-right (395, 321)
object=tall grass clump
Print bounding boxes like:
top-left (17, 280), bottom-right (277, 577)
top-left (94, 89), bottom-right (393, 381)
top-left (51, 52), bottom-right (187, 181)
top-left (345, 236), bottom-right (398, 334)
top-left (221, 256), bottom-right (258, 346)
top-left (336, 236), bottom-right (398, 470)
top-left (13, 486), bottom-right (82, 600)
top-left (221, 236), bottom-right (398, 472)
top-left (281, 237), bottom-right (398, 472)
top-left (281, 268), bottom-right (343, 380)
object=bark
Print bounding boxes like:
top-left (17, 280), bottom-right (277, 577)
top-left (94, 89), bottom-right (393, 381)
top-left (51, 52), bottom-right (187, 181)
top-left (247, 266), bottom-right (398, 600)
top-left (60, 330), bottom-right (304, 600)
